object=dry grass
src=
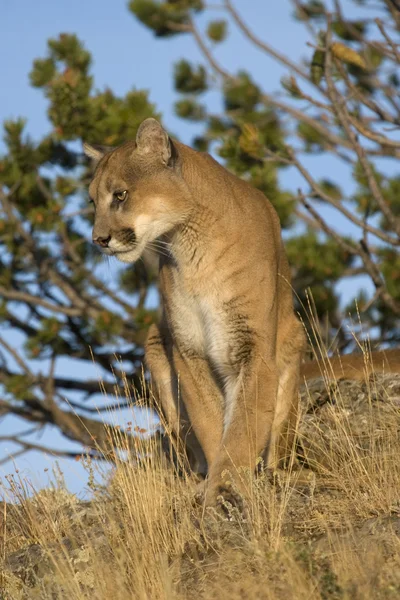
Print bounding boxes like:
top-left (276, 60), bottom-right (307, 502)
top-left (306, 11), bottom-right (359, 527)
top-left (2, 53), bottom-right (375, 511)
top-left (1, 350), bottom-right (400, 599)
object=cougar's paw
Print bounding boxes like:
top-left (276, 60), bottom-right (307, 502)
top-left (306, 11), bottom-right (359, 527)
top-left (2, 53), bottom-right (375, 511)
top-left (204, 481), bottom-right (250, 522)
top-left (192, 479), bottom-right (207, 507)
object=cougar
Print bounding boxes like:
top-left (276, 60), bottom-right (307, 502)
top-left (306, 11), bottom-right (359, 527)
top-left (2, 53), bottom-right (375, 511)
top-left (84, 118), bottom-right (306, 508)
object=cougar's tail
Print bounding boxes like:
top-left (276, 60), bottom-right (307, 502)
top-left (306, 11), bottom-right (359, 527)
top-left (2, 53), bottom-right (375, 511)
top-left (301, 349), bottom-right (400, 381)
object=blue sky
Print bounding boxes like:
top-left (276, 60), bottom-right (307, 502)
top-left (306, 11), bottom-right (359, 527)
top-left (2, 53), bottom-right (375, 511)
top-left (0, 0), bottom-right (376, 496)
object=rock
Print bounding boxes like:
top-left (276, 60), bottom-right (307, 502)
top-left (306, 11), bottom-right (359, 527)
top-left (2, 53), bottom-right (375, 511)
top-left (298, 374), bottom-right (400, 470)
top-left (314, 515), bottom-right (400, 568)
top-left (5, 543), bottom-right (53, 587)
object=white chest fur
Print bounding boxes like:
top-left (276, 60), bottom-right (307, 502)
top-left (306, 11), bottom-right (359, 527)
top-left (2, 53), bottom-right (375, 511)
top-left (167, 277), bottom-right (232, 377)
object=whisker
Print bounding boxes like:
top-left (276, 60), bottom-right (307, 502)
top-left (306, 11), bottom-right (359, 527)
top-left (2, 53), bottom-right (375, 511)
top-left (147, 242), bottom-right (170, 252)
top-left (154, 239), bottom-right (172, 248)
top-left (148, 239), bottom-right (172, 250)
top-left (146, 248), bottom-right (171, 259)
top-left (146, 241), bottom-right (172, 259)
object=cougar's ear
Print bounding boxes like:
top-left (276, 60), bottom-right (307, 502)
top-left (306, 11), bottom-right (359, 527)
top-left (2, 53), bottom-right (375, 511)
top-left (135, 118), bottom-right (177, 166)
top-left (83, 142), bottom-right (114, 167)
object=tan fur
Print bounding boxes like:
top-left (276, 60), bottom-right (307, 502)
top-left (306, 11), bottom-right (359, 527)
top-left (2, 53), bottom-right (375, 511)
top-left (84, 118), bottom-right (306, 508)
top-left (301, 348), bottom-right (400, 382)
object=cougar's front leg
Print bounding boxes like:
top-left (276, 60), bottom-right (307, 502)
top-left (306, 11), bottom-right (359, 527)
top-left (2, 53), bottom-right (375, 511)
top-left (145, 323), bottom-right (207, 475)
top-left (146, 323), bottom-right (224, 475)
top-left (171, 346), bottom-right (224, 471)
top-left (205, 345), bottom-right (278, 507)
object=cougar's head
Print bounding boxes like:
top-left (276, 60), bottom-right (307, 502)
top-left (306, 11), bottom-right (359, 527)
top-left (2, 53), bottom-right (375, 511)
top-left (84, 118), bottom-right (191, 263)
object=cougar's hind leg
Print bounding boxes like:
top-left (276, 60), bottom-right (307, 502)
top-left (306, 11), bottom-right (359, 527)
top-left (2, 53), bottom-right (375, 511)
top-left (267, 319), bottom-right (305, 470)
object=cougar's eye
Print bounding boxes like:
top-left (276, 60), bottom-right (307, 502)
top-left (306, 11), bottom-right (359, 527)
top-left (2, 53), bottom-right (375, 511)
top-left (114, 190), bottom-right (127, 202)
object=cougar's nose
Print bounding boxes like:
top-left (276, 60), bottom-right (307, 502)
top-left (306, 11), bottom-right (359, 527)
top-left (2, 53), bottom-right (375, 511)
top-left (93, 235), bottom-right (111, 248)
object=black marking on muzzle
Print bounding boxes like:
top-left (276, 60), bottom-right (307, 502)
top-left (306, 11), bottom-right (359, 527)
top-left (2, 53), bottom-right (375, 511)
top-left (118, 227), bottom-right (137, 245)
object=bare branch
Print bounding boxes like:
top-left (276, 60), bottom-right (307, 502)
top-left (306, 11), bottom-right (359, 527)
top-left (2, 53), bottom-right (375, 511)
top-left (185, 16), bottom-right (383, 156)
top-left (384, 0), bottom-right (400, 29)
top-left (0, 285), bottom-right (83, 317)
top-left (0, 336), bottom-right (32, 375)
top-left (0, 395), bottom-right (152, 458)
top-left (347, 113), bottom-right (400, 148)
top-left (358, 238), bottom-right (400, 314)
top-left (375, 17), bottom-right (400, 62)
top-left (324, 19), bottom-right (400, 238)
top-left (287, 147), bottom-right (400, 246)
top-left (225, 0), bottom-right (310, 82)
top-left (297, 189), bottom-right (357, 256)
top-left (0, 436), bottom-right (90, 466)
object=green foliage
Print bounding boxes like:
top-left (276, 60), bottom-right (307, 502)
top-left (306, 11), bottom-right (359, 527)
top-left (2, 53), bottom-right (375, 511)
top-left (294, 1), bottom-right (326, 21)
top-left (119, 261), bottom-right (157, 294)
top-left (286, 231), bottom-right (354, 284)
top-left (174, 60), bottom-right (207, 93)
top-left (315, 180), bottom-right (343, 202)
top-left (129, 0), bottom-right (203, 37)
top-left (134, 308), bottom-right (158, 328)
top-left (297, 121), bottom-right (326, 150)
top-left (29, 34), bottom-right (159, 142)
top-left (192, 136), bottom-right (209, 152)
top-left (175, 98), bottom-right (205, 120)
top-left (248, 164), bottom-right (296, 228)
top-left (332, 19), bottom-right (367, 41)
top-left (4, 375), bottom-right (36, 401)
top-left (300, 284), bottom-right (339, 320)
top-left (281, 75), bottom-right (303, 98)
top-left (310, 48), bottom-right (325, 85)
top-left (30, 57), bottom-right (56, 87)
top-left (206, 20), bottom-right (227, 43)
top-left (87, 89), bottom-right (160, 145)
top-left (25, 318), bottom-right (65, 359)
top-left (92, 311), bottom-right (124, 339)
top-left (224, 72), bottom-right (261, 112)
top-left (378, 247), bottom-right (400, 301)
top-left (363, 46), bottom-right (385, 70)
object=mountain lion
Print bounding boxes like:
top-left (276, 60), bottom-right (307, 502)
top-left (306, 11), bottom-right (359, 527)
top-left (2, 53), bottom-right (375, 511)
top-left (83, 118), bottom-right (310, 508)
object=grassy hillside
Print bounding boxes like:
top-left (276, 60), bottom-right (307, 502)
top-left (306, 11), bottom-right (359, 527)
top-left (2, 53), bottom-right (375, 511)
top-left (1, 365), bottom-right (400, 599)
